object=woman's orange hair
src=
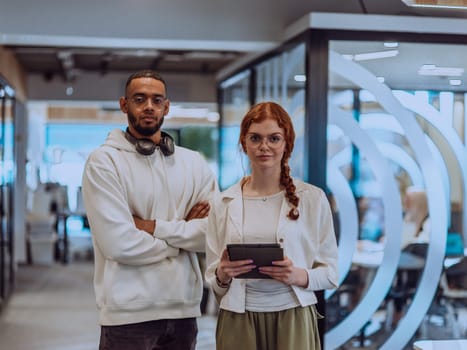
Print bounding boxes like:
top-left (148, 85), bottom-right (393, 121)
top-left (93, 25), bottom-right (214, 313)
top-left (239, 102), bottom-right (299, 220)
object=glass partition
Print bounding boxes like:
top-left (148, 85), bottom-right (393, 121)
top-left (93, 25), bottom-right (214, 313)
top-left (326, 40), bottom-right (465, 350)
top-left (218, 70), bottom-right (251, 190)
top-left (218, 44), bottom-right (307, 190)
top-left (218, 28), bottom-right (467, 350)
top-left (255, 44), bottom-right (306, 179)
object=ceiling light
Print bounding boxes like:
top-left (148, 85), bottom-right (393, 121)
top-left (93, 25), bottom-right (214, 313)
top-left (421, 64), bottom-right (436, 70)
top-left (113, 49), bottom-right (159, 58)
top-left (342, 50), bottom-right (399, 62)
top-left (353, 49), bottom-right (399, 61)
top-left (164, 54), bottom-right (184, 62)
top-left (377, 76), bottom-right (386, 83)
top-left (184, 51), bottom-right (235, 60)
top-left (401, 0), bottom-right (467, 9)
top-left (294, 74), bottom-right (306, 82)
top-left (418, 65), bottom-right (464, 76)
top-left (449, 79), bottom-right (462, 86)
top-left (383, 42), bottom-right (399, 48)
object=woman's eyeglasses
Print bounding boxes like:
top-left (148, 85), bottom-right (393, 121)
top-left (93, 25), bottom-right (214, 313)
top-left (246, 133), bottom-right (285, 148)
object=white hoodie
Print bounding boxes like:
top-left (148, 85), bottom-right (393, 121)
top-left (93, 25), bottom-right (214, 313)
top-left (82, 129), bottom-right (218, 325)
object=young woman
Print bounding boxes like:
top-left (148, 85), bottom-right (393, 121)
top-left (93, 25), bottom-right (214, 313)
top-left (205, 101), bottom-right (338, 350)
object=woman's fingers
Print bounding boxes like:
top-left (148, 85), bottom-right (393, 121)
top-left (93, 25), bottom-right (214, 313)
top-left (218, 248), bottom-right (256, 279)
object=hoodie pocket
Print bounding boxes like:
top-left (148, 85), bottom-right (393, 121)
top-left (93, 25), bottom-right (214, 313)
top-left (104, 252), bottom-right (201, 310)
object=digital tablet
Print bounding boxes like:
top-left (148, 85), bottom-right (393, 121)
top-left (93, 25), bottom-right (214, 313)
top-left (226, 243), bottom-right (284, 279)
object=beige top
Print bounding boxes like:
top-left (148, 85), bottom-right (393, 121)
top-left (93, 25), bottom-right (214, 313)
top-left (242, 191), bottom-right (299, 312)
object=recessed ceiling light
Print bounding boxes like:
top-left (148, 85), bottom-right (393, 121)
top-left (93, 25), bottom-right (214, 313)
top-left (383, 42), bottom-right (399, 48)
top-left (449, 79), bottom-right (462, 86)
top-left (418, 65), bottom-right (464, 76)
top-left (421, 64), bottom-right (437, 70)
top-left (294, 74), bottom-right (306, 82)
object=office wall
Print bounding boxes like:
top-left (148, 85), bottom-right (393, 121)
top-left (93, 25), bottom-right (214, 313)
top-left (27, 71), bottom-right (217, 103)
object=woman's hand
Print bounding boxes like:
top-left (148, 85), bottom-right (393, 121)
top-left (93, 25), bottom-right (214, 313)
top-left (259, 256), bottom-right (309, 288)
top-left (216, 249), bottom-right (256, 285)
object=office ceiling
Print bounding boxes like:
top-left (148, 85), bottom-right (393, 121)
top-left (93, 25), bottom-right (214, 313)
top-left (2, 0), bottom-right (467, 94)
top-left (8, 46), bottom-right (242, 80)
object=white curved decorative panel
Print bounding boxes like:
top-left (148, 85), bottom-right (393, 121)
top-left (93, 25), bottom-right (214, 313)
top-left (326, 50), bottom-right (448, 350)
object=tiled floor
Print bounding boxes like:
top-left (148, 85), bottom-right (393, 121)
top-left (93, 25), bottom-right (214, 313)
top-left (1, 259), bottom-right (465, 350)
top-left (0, 261), bottom-right (216, 350)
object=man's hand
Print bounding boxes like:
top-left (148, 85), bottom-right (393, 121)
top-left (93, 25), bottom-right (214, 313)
top-left (133, 216), bottom-right (155, 236)
top-left (133, 200), bottom-right (209, 236)
top-left (185, 201), bottom-right (210, 221)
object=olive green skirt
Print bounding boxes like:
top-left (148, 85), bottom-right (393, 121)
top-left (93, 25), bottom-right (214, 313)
top-left (216, 305), bottom-right (323, 350)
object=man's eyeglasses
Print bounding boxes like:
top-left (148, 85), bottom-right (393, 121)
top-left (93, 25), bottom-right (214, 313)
top-left (127, 95), bottom-right (166, 108)
top-left (246, 133), bottom-right (285, 148)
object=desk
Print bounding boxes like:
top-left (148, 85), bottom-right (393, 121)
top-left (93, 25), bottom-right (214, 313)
top-left (352, 242), bottom-right (426, 332)
top-left (352, 250), bottom-right (384, 268)
top-left (352, 248), bottom-right (425, 302)
top-left (398, 251), bottom-right (425, 270)
top-left (352, 244), bottom-right (425, 270)
top-left (352, 240), bottom-right (384, 268)
top-left (413, 339), bottom-right (467, 350)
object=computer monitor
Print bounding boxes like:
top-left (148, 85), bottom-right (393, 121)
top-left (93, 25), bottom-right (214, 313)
top-left (445, 232), bottom-right (464, 257)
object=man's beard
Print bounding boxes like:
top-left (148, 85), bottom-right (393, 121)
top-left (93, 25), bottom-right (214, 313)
top-left (128, 112), bottom-right (164, 137)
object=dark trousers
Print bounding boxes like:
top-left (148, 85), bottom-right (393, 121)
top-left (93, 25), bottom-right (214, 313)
top-left (99, 318), bottom-right (197, 350)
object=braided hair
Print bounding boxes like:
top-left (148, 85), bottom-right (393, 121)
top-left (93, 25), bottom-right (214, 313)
top-left (239, 102), bottom-right (299, 220)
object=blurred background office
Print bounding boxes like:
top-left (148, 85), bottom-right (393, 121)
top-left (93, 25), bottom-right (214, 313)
top-left (1, 1), bottom-right (467, 349)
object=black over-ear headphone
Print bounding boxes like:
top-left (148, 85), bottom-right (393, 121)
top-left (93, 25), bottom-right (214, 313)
top-left (124, 128), bottom-right (175, 156)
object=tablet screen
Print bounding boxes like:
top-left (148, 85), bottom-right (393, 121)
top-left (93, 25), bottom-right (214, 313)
top-left (226, 243), bottom-right (284, 279)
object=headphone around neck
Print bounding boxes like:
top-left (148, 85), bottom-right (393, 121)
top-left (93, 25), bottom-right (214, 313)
top-left (124, 128), bottom-right (175, 156)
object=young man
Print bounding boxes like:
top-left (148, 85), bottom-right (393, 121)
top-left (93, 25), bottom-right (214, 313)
top-left (82, 70), bottom-right (218, 350)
